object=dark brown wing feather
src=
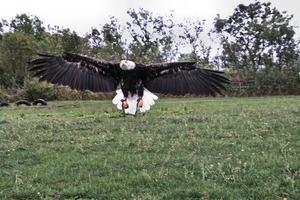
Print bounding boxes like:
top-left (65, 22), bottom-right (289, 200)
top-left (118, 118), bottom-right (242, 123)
top-left (139, 62), bottom-right (230, 96)
top-left (29, 53), bottom-right (121, 92)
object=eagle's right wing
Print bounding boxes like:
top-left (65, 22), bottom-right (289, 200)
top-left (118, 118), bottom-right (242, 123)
top-left (29, 53), bottom-right (122, 92)
top-left (138, 62), bottom-right (229, 96)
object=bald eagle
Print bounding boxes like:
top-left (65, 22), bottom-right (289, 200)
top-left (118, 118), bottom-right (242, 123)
top-left (29, 53), bottom-right (229, 115)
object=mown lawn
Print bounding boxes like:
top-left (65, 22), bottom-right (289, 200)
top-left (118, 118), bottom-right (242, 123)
top-left (0, 96), bottom-right (299, 199)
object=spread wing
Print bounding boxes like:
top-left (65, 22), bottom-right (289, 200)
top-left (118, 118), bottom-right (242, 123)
top-left (29, 53), bottom-right (121, 92)
top-left (139, 62), bottom-right (230, 96)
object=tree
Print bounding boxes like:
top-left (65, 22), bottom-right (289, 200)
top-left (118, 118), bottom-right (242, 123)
top-left (213, 1), bottom-right (299, 95)
top-left (88, 28), bottom-right (102, 49)
top-left (0, 20), bottom-right (4, 40)
top-left (178, 19), bottom-right (211, 66)
top-left (214, 1), bottom-right (299, 71)
top-left (10, 14), bottom-right (45, 40)
top-left (87, 17), bottom-right (124, 61)
top-left (0, 32), bottom-right (34, 86)
top-left (126, 8), bottom-right (176, 63)
top-left (59, 28), bottom-right (86, 53)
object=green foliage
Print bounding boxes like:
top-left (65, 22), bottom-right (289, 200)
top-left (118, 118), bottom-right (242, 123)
top-left (126, 8), bottom-right (175, 63)
top-left (0, 31), bottom-right (34, 86)
top-left (213, 1), bottom-right (299, 95)
top-left (10, 13), bottom-right (45, 40)
top-left (213, 1), bottom-right (299, 70)
top-left (0, 21), bottom-right (4, 40)
top-left (87, 17), bottom-right (124, 61)
top-left (22, 77), bottom-right (55, 101)
top-left (0, 97), bottom-right (299, 199)
top-left (59, 28), bottom-right (86, 53)
top-left (224, 61), bottom-right (300, 96)
top-left (0, 73), bottom-right (19, 88)
top-left (0, 88), bottom-right (4, 100)
top-left (179, 19), bottom-right (211, 65)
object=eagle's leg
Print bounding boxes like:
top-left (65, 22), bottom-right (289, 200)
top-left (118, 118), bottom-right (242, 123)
top-left (121, 99), bottom-right (128, 115)
top-left (121, 87), bottom-right (129, 111)
top-left (137, 82), bottom-right (144, 108)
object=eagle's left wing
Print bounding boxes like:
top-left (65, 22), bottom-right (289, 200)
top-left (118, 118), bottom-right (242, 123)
top-left (138, 62), bottom-right (229, 96)
top-left (29, 53), bottom-right (122, 92)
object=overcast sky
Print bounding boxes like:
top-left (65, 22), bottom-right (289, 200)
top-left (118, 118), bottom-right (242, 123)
top-left (1, 0), bottom-right (299, 38)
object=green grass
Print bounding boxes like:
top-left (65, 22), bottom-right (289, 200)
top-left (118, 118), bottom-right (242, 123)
top-left (0, 96), bottom-right (299, 199)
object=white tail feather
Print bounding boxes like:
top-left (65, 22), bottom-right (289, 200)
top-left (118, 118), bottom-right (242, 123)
top-left (112, 88), bottom-right (158, 115)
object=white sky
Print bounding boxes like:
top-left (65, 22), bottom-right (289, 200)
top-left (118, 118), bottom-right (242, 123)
top-left (1, 0), bottom-right (299, 38)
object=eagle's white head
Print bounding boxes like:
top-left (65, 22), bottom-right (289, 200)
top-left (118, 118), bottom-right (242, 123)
top-left (120, 60), bottom-right (136, 70)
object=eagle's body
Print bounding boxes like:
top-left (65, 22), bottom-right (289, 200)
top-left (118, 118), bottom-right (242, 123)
top-left (116, 60), bottom-right (157, 114)
top-left (29, 53), bottom-right (229, 115)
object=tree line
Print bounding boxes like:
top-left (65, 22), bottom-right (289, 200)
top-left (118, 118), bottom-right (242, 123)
top-left (0, 1), bottom-right (299, 100)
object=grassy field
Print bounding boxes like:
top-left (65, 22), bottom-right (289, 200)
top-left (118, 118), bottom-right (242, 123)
top-left (0, 96), bottom-right (299, 199)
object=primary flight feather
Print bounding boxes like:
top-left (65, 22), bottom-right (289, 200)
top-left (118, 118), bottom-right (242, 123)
top-left (29, 52), bottom-right (229, 114)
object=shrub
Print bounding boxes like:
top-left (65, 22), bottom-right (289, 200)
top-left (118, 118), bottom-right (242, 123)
top-left (22, 77), bottom-right (55, 101)
top-left (53, 85), bottom-right (113, 100)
